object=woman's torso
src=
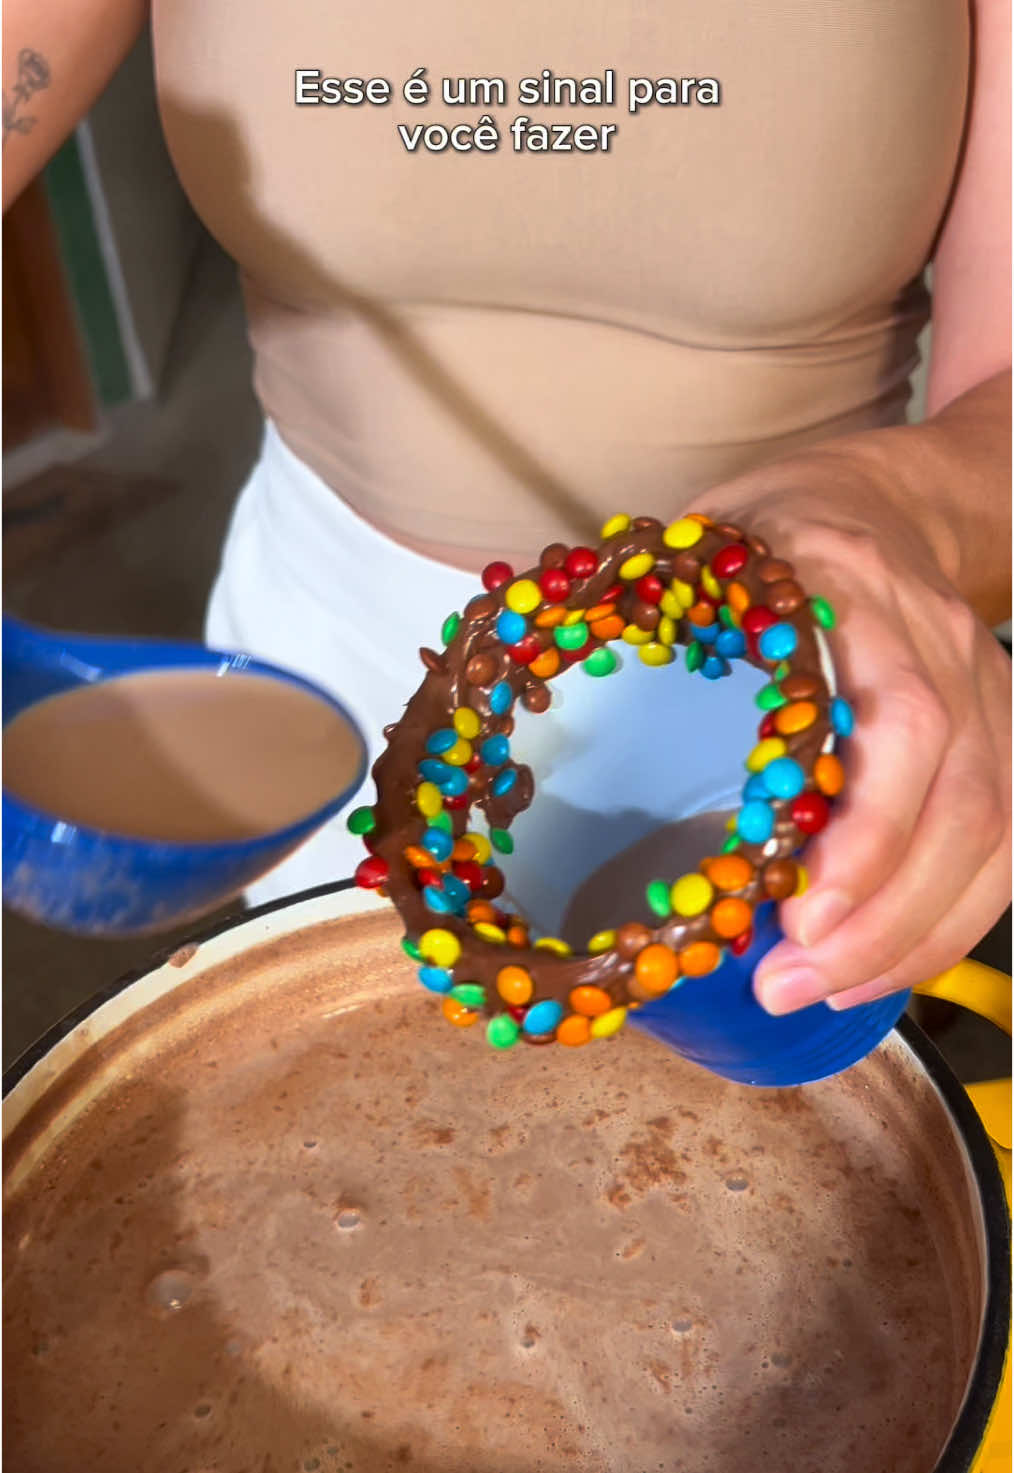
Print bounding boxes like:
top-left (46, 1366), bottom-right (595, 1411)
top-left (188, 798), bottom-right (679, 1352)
top-left (152, 1), bottom-right (969, 568)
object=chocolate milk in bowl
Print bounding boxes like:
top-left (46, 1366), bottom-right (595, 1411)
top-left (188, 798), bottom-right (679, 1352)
top-left (3, 886), bottom-right (1007, 1472)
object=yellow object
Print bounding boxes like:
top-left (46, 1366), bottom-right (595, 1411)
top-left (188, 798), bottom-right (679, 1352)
top-left (915, 961), bottom-right (1011, 1473)
top-left (601, 513), bottom-right (631, 539)
top-left (663, 516), bottom-right (704, 549)
top-left (504, 578), bottom-right (542, 614)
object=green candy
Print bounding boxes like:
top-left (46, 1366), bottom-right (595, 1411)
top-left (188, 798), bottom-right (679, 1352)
top-left (755, 683), bottom-right (788, 711)
top-left (490, 828), bottom-right (514, 854)
top-left (487, 1014), bottom-right (520, 1049)
top-left (401, 937), bottom-right (423, 962)
top-left (346, 806), bottom-right (376, 836)
top-left (430, 810), bottom-right (453, 834)
top-left (720, 835), bottom-right (741, 854)
top-left (773, 660), bottom-right (791, 681)
top-left (441, 611), bottom-right (462, 644)
top-left (811, 595), bottom-right (836, 630)
top-left (554, 621), bottom-right (590, 651)
top-left (583, 646), bottom-right (619, 678)
top-left (718, 605), bottom-right (736, 629)
top-left (686, 641), bottom-right (704, 673)
top-left (451, 983), bottom-right (485, 1009)
top-left (645, 879), bottom-right (673, 919)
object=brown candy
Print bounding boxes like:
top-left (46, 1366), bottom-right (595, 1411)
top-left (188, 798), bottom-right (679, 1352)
top-left (672, 551), bottom-right (702, 583)
top-left (615, 922), bottom-right (654, 960)
top-left (748, 536), bottom-right (770, 557)
top-left (631, 600), bottom-right (661, 632)
top-left (781, 672), bottom-right (820, 700)
top-left (758, 558), bottom-right (794, 584)
top-left (762, 859), bottom-right (798, 901)
top-left (465, 594), bottom-right (497, 620)
top-left (767, 580), bottom-right (806, 616)
top-left (715, 521), bottom-right (745, 540)
top-left (522, 684), bottom-right (551, 714)
top-left (540, 542), bottom-right (569, 569)
top-left (633, 516), bottom-right (663, 532)
top-left (480, 867), bottom-right (505, 899)
top-left (420, 647), bottom-right (446, 673)
top-left (465, 653), bottom-right (497, 686)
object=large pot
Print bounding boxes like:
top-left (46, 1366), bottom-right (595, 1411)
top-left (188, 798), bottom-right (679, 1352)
top-left (4, 884), bottom-right (1009, 1472)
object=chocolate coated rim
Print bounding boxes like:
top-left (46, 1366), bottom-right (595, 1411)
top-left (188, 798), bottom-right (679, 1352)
top-left (3, 882), bottom-right (1008, 1473)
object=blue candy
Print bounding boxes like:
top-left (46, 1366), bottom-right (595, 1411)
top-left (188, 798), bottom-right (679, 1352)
top-left (418, 965), bottom-right (453, 993)
top-left (419, 758), bottom-right (454, 785)
top-left (480, 734), bottom-right (510, 766)
top-left (491, 767), bottom-right (518, 796)
top-left (761, 756), bottom-right (806, 800)
top-left (425, 728), bottom-right (458, 755)
top-left (489, 681), bottom-right (513, 716)
top-left (422, 826), bottom-right (454, 862)
top-left (438, 767), bottom-right (469, 797)
top-left (742, 773), bottom-right (771, 802)
top-left (831, 697), bottom-right (855, 737)
top-left (688, 621), bottom-right (719, 645)
top-left (523, 999), bottom-right (564, 1035)
top-left (422, 885), bottom-right (455, 914)
top-left (758, 622), bottom-right (798, 662)
top-left (701, 655), bottom-right (729, 680)
top-left (737, 800), bottom-right (775, 843)
top-left (441, 874), bottom-right (471, 909)
top-left (496, 610), bottom-right (527, 645)
top-left (715, 628), bottom-right (747, 659)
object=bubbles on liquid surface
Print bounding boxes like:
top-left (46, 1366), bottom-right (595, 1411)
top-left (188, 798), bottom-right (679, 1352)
top-left (724, 1175), bottom-right (749, 1192)
top-left (336, 1209), bottom-right (361, 1231)
top-left (146, 1268), bottom-right (195, 1314)
top-left (670, 1318), bottom-right (694, 1334)
top-left (194, 1403), bottom-right (212, 1420)
top-left (303, 1139), bottom-right (319, 1150)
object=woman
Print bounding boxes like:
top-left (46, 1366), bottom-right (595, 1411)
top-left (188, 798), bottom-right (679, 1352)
top-left (4, 0), bottom-right (1010, 1016)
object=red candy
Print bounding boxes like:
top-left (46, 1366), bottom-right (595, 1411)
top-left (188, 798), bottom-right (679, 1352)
top-left (507, 634), bottom-right (543, 665)
top-left (539, 568), bottom-right (572, 603)
top-left (742, 607), bottom-right (777, 637)
top-left (635, 574), bottom-right (664, 605)
top-left (453, 860), bottom-right (484, 893)
top-left (482, 560), bottom-right (513, 591)
top-left (354, 855), bottom-right (389, 889)
top-left (758, 712), bottom-right (778, 739)
top-left (465, 754), bottom-right (482, 773)
top-left (416, 867), bottom-right (444, 890)
top-left (731, 927), bottom-right (754, 957)
top-left (564, 546), bottom-right (598, 580)
top-left (444, 792), bottom-right (469, 810)
top-left (601, 583), bottom-right (624, 603)
top-left (712, 543), bottom-right (749, 579)
top-left (790, 792), bottom-right (830, 835)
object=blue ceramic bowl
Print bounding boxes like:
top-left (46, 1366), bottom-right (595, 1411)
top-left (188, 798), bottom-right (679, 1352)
top-left (2, 616), bottom-right (368, 935)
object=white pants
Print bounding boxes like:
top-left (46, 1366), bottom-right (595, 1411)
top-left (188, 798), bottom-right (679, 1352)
top-left (207, 423), bottom-right (764, 932)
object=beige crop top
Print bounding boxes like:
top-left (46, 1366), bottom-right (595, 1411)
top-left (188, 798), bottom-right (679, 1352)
top-left (152, 1), bottom-right (969, 569)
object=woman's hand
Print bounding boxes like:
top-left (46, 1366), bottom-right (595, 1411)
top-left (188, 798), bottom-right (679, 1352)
top-left (694, 438), bottom-right (1011, 1014)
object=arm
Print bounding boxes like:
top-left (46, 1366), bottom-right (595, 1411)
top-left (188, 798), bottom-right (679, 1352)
top-left (2, 0), bottom-right (148, 211)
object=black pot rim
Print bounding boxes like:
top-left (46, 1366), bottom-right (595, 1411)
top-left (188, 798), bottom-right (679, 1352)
top-left (4, 880), bottom-right (1010, 1471)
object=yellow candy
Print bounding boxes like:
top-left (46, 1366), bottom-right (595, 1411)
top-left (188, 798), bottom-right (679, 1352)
top-left (746, 737), bottom-right (788, 773)
top-left (562, 607), bottom-right (588, 626)
top-left (601, 513), bottom-right (631, 539)
top-left (795, 865), bottom-right (809, 896)
top-left (505, 578), bottom-right (542, 614)
top-left (619, 552), bottom-right (654, 581)
top-left (671, 577), bottom-right (695, 607)
top-left (416, 782), bottom-right (443, 818)
top-left (663, 517), bottom-right (704, 550)
top-left (464, 832), bottom-right (492, 865)
top-left (474, 922), bottom-right (507, 944)
top-left (670, 873), bottom-right (715, 917)
top-left (659, 591), bottom-right (683, 619)
top-left (442, 737), bottom-right (473, 766)
top-left (700, 566), bottom-right (721, 600)
top-left (534, 936), bottom-right (572, 956)
top-left (639, 642), bottom-right (675, 667)
top-left (657, 615), bottom-right (677, 645)
top-left (421, 928), bottom-right (461, 968)
top-left (725, 815), bottom-right (738, 831)
top-left (587, 928), bottom-right (617, 954)
top-left (621, 625), bottom-right (652, 646)
top-left (452, 707), bottom-right (481, 740)
top-left (591, 1006), bottom-right (628, 1040)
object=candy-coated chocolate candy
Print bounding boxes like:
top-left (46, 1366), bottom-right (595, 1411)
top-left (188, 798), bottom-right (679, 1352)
top-left (590, 1006), bottom-right (628, 1039)
top-left (404, 843), bottom-right (436, 869)
top-left (445, 792), bottom-right (469, 811)
top-left (718, 604), bottom-right (735, 629)
top-left (730, 928), bottom-right (754, 957)
top-left (615, 922), bottom-right (653, 958)
top-left (450, 983), bottom-right (486, 1008)
top-left (746, 737), bottom-right (788, 772)
top-left (497, 965), bottom-right (534, 1005)
top-left (421, 928), bottom-right (461, 967)
top-left (588, 928), bottom-right (617, 954)
top-left (554, 621), bottom-right (590, 651)
top-left (492, 768), bottom-right (518, 796)
top-left (645, 879), bottom-right (673, 918)
top-left (619, 551), bottom-right (655, 581)
top-left (442, 874), bottom-right (471, 908)
top-left (670, 873), bottom-right (714, 917)
top-left (672, 553), bottom-right (702, 585)
top-left (712, 543), bottom-right (749, 579)
top-left (726, 581), bottom-right (751, 616)
top-left (442, 737), bottom-right (472, 767)
top-left (506, 923), bottom-right (529, 948)
top-left (795, 865), bottom-right (809, 895)
top-left (346, 806), bottom-right (376, 836)
top-left (442, 997), bottom-right (479, 1027)
top-left (700, 566), bottom-right (721, 600)
top-left (737, 801), bottom-right (775, 843)
top-left (780, 672), bottom-right (819, 700)
top-left (569, 985), bottom-right (612, 1017)
top-left (505, 578), bottom-right (542, 614)
top-left (507, 634), bottom-right (543, 665)
top-left (467, 899), bottom-right (497, 923)
top-left (489, 681), bottom-right (513, 716)
top-left (663, 517), bottom-right (705, 549)
top-left (415, 867), bottom-right (444, 890)
top-left (490, 828), bottom-right (514, 854)
top-left (441, 612), bottom-right (461, 644)
top-left (715, 629), bottom-right (747, 658)
top-left (622, 625), bottom-right (652, 646)
top-left (701, 656), bottom-right (728, 680)
top-left (704, 853), bottom-right (754, 891)
top-left (465, 652), bottom-right (498, 686)
top-left (430, 809), bottom-right (453, 834)
top-left (790, 791), bottom-right (830, 834)
top-left (720, 834), bottom-right (741, 854)
top-left (453, 860), bottom-right (483, 894)
top-left (757, 557), bottom-right (794, 583)
top-left (757, 712), bottom-right (778, 740)
top-left (422, 827), bottom-right (454, 863)
top-left (601, 513), bottom-right (632, 539)
top-left (585, 601), bottom-right (617, 621)
top-left (464, 832), bottom-right (492, 864)
top-left (480, 866), bottom-right (506, 898)
top-left (524, 999), bottom-right (564, 1034)
top-left (671, 576), bottom-right (695, 606)
top-left (442, 767), bottom-right (469, 796)
top-left (452, 837), bottom-right (476, 861)
top-left (757, 622), bottom-right (798, 661)
top-left (487, 1014), bottom-right (520, 1049)
top-left (540, 542), bottom-right (569, 568)
top-left (711, 897), bottom-right (752, 939)
top-left (762, 858), bottom-right (798, 900)
top-left (831, 697), bottom-right (854, 736)
top-left (589, 613), bottom-right (625, 642)
top-left (418, 965), bottom-right (453, 993)
top-left (557, 1014), bottom-right (592, 1047)
top-left (635, 574), bottom-right (664, 604)
top-left (528, 647), bottom-right (560, 680)
top-left (755, 682), bottom-right (788, 711)
top-left (496, 610), bottom-right (527, 645)
top-left (479, 733), bottom-right (509, 767)
top-left (767, 580), bottom-right (806, 616)
top-left (761, 756), bottom-right (806, 800)
top-left (534, 936), bottom-right (572, 956)
top-left (481, 560), bottom-right (514, 591)
top-left (402, 937), bottom-right (423, 961)
top-left (583, 646), bottom-right (619, 677)
top-left (814, 752), bottom-right (846, 796)
top-left (423, 886), bottom-right (456, 914)
top-left (539, 567), bottom-right (572, 602)
top-left (774, 700), bottom-right (818, 736)
top-left (415, 782), bottom-right (443, 818)
top-left (742, 606), bottom-right (776, 638)
top-left (355, 855), bottom-right (389, 889)
top-left (453, 707), bottom-right (481, 740)
top-left (688, 622), bottom-right (719, 645)
top-left (657, 615), bottom-right (677, 646)
top-left (426, 728), bottom-right (457, 755)
top-left (631, 599), bottom-right (660, 632)
top-left (474, 921), bottom-right (507, 944)
top-left (564, 546), bottom-right (598, 579)
top-left (680, 941), bottom-right (721, 976)
top-left (685, 642), bottom-right (704, 672)
top-left (635, 943), bottom-right (680, 994)
top-left (810, 595), bottom-right (836, 629)
top-left (687, 601), bottom-right (715, 627)
top-left (639, 642), bottom-right (675, 667)
top-left (742, 773), bottom-right (771, 802)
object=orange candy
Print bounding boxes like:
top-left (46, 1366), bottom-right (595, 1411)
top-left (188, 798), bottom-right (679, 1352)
top-left (451, 838), bottom-right (477, 863)
top-left (586, 602), bottom-right (617, 622)
top-left (774, 700), bottom-right (818, 736)
top-left (703, 854), bottom-right (755, 892)
top-left (569, 985), bottom-right (612, 1017)
top-left (404, 844), bottom-right (436, 869)
top-left (726, 581), bottom-right (750, 615)
top-left (590, 614), bottom-right (626, 641)
top-left (687, 601), bottom-right (715, 627)
top-left (634, 943), bottom-right (680, 995)
top-left (711, 897), bottom-right (753, 939)
top-left (506, 924), bottom-right (530, 948)
top-left (529, 647), bottom-right (561, 680)
top-left (814, 753), bottom-right (846, 796)
top-left (497, 965), bottom-right (533, 1005)
top-left (680, 941), bottom-right (722, 977)
top-left (535, 606), bottom-right (567, 628)
top-left (466, 900), bottom-right (497, 924)
top-left (556, 1014), bottom-right (591, 1047)
top-left (442, 997), bottom-right (479, 1027)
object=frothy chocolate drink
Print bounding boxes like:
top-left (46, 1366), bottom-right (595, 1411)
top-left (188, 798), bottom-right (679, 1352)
top-left (2, 670), bottom-right (362, 841)
top-left (4, 908), bottom-right (982, 1472)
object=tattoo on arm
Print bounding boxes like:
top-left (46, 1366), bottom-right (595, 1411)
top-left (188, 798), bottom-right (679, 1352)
top-left (3, 49), bottom-right (51, 150)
